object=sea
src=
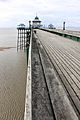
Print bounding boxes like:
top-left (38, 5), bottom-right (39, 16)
top-left (0, 28), bottom-right (27, 120)
top-left (57, 27), bottom-right (80, 31)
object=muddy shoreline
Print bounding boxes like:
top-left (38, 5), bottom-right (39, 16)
top-left (0, 47), bottom-right (15, 51)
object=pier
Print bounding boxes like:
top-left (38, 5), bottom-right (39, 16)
top-left (17, 28), bottom-right (80, 120)
top-left (17, 27), bottom-right (31, 51)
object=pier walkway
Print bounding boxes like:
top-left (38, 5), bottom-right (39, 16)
top-left (31, 29), bottom-right (80, 120)
top-left (24, 29), bottom-right (80, 120)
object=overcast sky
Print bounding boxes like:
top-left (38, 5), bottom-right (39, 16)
top-left (0, 0), bottom-right (80, 28)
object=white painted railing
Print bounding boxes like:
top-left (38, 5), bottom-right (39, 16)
top-left (24, 30), bottom-right (32, 120)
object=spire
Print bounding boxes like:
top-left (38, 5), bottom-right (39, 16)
top-left (36, 13), bottom-right (37, 17)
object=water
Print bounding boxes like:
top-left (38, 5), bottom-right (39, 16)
top-left (66, 27), bottom-right (80, 31)
top-left (0, 28), bottom-right (17, 47)
top-left (0, 28), bottom-right (27, 120)
top-left (57, 27), bottom-right (80, 31)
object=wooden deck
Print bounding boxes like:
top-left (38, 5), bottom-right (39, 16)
top-left (36, 29), bottom-right (80, 119)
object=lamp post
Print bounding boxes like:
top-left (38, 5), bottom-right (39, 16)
top-left (29, 21), bottom-right (31, 29)
top-left (63, 21), bottom-right (66, 30)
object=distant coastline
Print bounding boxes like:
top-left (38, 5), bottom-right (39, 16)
top-left (0, 27), bottom-right (80, 32)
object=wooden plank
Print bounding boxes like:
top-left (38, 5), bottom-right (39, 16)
top-left (36, 29), bottom-right (80, 118)
top-left (37, 39), bottom-right (79, 120)
top-left (39, 40), bottom-right (80, 99)
top-left (50, 47), bottom-right (80, 89)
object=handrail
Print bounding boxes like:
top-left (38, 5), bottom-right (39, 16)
top-left (24, 29), bottom-right (32, 120)
top-left (39, 28), bottom-right (80, 42)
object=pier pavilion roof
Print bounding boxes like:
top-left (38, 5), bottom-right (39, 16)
top-left (32, 16), bottom-right (41, 22)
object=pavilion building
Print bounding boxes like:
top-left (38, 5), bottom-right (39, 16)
top-left (32, 16), bottom-right (42, 28)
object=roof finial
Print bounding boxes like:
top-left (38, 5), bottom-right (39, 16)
top-left (36, 12), bottom-right (37, 17)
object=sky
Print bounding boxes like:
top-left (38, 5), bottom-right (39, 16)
top-left (0, 0), bottom-right (80, 28)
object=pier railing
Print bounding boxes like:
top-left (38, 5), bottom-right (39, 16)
top-left (17, 27), bottom-right (32, 120)
top-left (17, 27), bottom-right (31, 51)
top-left (24, 29), bottom-right (32, 120)
top-left (39, 28), bottom-right (80, 42)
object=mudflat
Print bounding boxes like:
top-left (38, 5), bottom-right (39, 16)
top-left (0, 47), bottom-right (15, 51)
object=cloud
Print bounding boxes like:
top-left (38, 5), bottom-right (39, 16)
top-left (0, 0), bottom-right (6, 1)
top-left (0, 0), bottom-right (9, 2)
top-left (0, 0), bottom-right (80, 27)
